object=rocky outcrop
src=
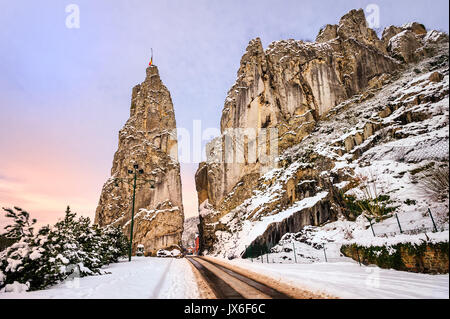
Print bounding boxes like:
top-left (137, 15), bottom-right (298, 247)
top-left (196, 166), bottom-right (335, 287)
top-left (182, 216), bottom-right (200, 247)
top-left (196, 8), bottom-right (449, 256)
top-left (383, 22), bottom-right (447, 64)
top-left (95, 66), bottom-right (184, 256)
top-left (198, 9), bottom-right (399, 212)
top-left (242, 193), bottom-right (333, 257)
top-left (341, 241), bottom-right (449, 274)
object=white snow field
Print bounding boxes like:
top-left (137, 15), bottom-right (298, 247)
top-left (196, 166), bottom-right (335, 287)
top-left (219, 257), bottom-right (449, 299)
top-left (1, 254), bottom-right (447, 299)
top-left (0, 257), bottom-right (200, 299)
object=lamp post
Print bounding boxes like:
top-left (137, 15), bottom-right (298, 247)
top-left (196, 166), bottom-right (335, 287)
top-left (113, 163), bottom-right (155, 262)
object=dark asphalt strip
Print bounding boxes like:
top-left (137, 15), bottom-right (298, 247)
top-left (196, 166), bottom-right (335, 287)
top-left (199, 257), bottom-right (291, 299)
top-left (187, 257), bottom-right (244, 299)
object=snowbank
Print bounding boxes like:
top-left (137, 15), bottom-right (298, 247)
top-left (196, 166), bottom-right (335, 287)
top-left (0, 257), bottom-right (199, 299)
top-left (219, 257), bottom-right (449, 299)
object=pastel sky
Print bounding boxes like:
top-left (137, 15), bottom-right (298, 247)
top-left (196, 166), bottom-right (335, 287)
top-left (0, 0), bottom-right (448, 230)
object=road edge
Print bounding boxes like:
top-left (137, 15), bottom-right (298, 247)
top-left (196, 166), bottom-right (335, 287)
top-left (186, 257), bottom-right (217, 299)
top-left (203, 256), bottom-right (337, 299)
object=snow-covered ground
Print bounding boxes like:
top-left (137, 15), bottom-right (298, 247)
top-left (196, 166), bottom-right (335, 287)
top-left (265, 221), bottom-right (449, 264)
top-left (1, 254), bottom-right (447, 299)
top-left (219, 257), bottom-right (449, 299)
top-left (0, 257), bottom-right (199, 299)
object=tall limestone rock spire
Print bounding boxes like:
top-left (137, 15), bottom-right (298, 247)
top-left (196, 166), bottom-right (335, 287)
top-left (95, 65), bottom-right (184, 256)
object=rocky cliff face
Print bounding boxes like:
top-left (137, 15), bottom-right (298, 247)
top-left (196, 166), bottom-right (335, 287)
top-left (182, 216), bottom-right (200, 247)
top-left (95, 66), bottom-right (184, 256)
top-left (196, 9), bottom-right (449, 257)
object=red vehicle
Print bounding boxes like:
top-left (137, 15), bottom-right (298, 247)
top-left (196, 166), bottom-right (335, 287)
top-left (194, 234), bottom-right (200, 255)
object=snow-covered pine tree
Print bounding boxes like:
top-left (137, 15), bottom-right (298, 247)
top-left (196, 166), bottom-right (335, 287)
top-left (0, 206), bottom-right (129, 292)
top-left (0, 207), bottom-right (46, 290)
top-left (2, 207), bottom-right (36, 239)
top-left (98, 225), bottom-right (129, 264)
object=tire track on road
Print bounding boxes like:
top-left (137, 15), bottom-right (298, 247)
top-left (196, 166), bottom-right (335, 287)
top-left (187, 257), bottom-right (291, 299)
top-left (150, 258), bottom-right (174, 298)
top-left (188, 257), bottom-right (244, 299)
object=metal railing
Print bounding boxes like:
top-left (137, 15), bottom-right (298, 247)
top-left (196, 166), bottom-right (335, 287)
top-left (367, 208), bottom-right (448, 238)
top-left (243, 209), bottom-right (448, 265)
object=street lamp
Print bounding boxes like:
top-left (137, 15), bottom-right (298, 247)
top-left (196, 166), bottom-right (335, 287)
top-left (113, 163), bottom-right (156, 261)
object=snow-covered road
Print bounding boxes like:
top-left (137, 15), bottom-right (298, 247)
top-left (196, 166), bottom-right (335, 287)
top-left (0, 257), bottom-right (200, 299)
top-left (219, 257), bottom-right (449, 299)
top-left (2, 256), bottom-right (448, 299)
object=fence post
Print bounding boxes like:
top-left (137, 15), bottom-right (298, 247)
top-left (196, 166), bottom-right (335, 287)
top-left (395, 213), bottom-right (403, 234)
top-left (323, 244), bottom-right (328, 262)
top-left (250, 245), bottom-right (253, 263)
top-left (292, 243), bottom-right (297, 263)
top-left (366, 216), bottom-right (376, 237)
top-left (245, 245), bottom-right (251, 262)
top-left (356, 248), bottom-right (362, 266)
top-left (428, 208), bottom-right (438, 232)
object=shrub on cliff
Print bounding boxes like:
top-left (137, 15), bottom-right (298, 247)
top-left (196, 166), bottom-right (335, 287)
top-left (418, 165), bottom-right (449, 201)
top-left (338, 172), bottom-right (399, 221)
top-left (0, 206), bottom-right (128, 292)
